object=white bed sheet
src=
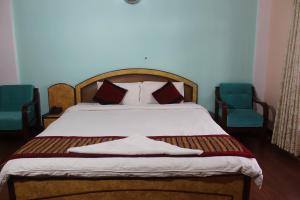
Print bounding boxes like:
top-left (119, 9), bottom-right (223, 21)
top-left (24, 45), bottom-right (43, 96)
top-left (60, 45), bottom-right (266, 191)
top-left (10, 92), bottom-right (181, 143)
top-left (0, 103), bottom-right (263, 187)
top-left (39, 103), bottom-right (227, 137)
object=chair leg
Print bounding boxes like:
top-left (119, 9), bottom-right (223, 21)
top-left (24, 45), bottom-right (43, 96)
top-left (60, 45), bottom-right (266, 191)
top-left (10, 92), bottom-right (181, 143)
top-left (21, 127), bottom-right (31, 141)
top-left (262, 127), bottom-right (272, 143)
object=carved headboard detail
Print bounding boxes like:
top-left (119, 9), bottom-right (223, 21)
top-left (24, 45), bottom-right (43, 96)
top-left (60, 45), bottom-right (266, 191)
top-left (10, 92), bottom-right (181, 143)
top-left (75, 68), bottom-right (198, 103)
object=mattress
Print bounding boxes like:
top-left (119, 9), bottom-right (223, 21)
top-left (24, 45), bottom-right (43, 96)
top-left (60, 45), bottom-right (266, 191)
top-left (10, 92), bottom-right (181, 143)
top-left (0, 103), bottom-right (263, 187)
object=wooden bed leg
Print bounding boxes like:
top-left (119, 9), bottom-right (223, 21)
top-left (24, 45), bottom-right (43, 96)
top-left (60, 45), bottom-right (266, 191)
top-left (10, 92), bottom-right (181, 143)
top-left (7, 178), bottom-right (16, 200)
top-left (243, 176), bottom-right (251, 200)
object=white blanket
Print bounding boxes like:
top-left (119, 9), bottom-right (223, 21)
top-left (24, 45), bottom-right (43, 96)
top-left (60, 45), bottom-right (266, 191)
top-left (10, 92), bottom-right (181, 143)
top-left (39, 103), bottom-right (227, 137)
top-left (0, 103), bottom-right (263, 188)
top-left (67, 135), bottom-right (203, 156)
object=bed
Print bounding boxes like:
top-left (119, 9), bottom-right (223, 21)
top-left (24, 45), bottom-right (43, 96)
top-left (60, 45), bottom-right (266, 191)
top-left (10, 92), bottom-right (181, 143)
top-left (0, 68), bottom-right (262, 200)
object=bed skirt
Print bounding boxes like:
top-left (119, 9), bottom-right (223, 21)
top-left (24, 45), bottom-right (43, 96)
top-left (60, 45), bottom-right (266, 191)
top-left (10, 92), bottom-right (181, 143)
top-left (8, 175), bottom-right (250, 200)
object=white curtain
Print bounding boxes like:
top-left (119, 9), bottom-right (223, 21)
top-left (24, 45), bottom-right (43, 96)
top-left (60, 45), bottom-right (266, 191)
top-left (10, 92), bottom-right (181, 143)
top-left (272, 0), bottom-right (300, 157)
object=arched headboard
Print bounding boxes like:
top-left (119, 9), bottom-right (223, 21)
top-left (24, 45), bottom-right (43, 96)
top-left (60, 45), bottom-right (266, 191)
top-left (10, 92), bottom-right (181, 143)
top-left (75, 68), bottom-right (198, 103)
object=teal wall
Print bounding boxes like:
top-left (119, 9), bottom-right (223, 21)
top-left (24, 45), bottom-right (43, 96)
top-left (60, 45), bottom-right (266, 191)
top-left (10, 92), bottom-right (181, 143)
top-left (12, 0), bottom-right (257, 113)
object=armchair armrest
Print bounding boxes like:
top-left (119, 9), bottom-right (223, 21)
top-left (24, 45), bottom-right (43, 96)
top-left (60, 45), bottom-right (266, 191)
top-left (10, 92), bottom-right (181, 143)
top-left (21, 90), bottom-right (40, 139)
top-left (253, 97), bottom-right (269, 127)
top-left (215, 99), bottom-right (228, 127)
top-left (21, 99), bottom-right (38, 128)
top-left (22, 99), bottom-right (38, 112)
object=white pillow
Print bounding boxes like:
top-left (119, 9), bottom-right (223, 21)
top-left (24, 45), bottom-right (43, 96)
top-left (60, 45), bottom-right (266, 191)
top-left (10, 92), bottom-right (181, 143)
top-left (140, 81), bottom-right (184, 104)
top-left (97, 82), bottom-right (141, 105)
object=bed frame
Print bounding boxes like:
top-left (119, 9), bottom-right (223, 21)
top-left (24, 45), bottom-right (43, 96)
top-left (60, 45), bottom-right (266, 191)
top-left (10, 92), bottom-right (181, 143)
top-left (7, 68), bottom-right (251, 200)
top-left (75, 68), bottom-right (198, 103)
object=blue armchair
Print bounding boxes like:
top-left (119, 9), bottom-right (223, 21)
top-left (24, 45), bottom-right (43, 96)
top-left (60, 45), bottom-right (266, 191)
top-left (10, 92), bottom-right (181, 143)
top-left (215, 83), bottom-right (268, 133)
top-left (0, 85), bottom-right (41, 139)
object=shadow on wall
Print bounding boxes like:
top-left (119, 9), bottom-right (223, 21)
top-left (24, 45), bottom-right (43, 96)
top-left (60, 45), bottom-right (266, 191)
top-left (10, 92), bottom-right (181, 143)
top-left (268, 106), bottom-right (276, 130)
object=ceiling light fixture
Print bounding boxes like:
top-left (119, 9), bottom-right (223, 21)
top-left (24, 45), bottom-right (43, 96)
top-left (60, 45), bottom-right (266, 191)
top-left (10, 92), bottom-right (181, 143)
top-left (125, 0), bottom-right (140, 4)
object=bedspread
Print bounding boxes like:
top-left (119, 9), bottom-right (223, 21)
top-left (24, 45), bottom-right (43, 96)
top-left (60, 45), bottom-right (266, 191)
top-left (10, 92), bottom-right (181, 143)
top-left (0, 103), bottom-right (263, 187)
top-left (10, 135), bottom-right (254, 159)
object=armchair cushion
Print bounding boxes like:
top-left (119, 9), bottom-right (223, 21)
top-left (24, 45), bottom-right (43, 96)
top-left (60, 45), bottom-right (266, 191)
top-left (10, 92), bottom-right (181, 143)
top-left (0, 111), bottom-right (36, 131)
top-left (227, 109), bottom-right (263, 128)
top-left (0, 85), bottom-right (37, 131)
top-left (0, 85), bottom-right (34, 111)
top-left (220, 83), bottom-right (252, 109)
top-left (0, 112), bottom-right (23, 130)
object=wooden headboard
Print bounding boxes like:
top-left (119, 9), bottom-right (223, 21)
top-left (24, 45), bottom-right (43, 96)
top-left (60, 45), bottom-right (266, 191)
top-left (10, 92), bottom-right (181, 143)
top-left (75, 68), bottom-right (198, 103)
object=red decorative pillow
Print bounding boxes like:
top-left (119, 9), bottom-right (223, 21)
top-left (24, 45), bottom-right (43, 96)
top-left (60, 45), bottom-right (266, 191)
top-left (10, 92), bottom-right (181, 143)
top-left (152, 82), bottom-right (184, 104)
top-left (93, 79), bottom-right (127, 105)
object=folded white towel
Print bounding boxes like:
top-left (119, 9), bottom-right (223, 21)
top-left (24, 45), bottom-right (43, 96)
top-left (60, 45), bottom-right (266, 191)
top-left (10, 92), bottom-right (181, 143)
top-left (67, 135), bottom-right (203, 156)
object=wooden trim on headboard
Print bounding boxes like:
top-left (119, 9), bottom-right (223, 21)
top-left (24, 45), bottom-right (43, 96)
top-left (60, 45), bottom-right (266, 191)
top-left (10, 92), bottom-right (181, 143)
top-left (75, 68), bottom-right (198, 103)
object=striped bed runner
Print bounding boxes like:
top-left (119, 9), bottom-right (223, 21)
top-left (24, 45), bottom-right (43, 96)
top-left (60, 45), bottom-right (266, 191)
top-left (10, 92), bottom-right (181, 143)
top-left (10, 135), bottom-right (254, 159)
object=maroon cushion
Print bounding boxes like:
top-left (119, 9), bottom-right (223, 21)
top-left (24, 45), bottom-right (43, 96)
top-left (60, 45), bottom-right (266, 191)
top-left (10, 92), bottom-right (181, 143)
top-left (93, 80), bottom-right (127, 105)
top-left (152, 82), bottom-right (184, 104)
